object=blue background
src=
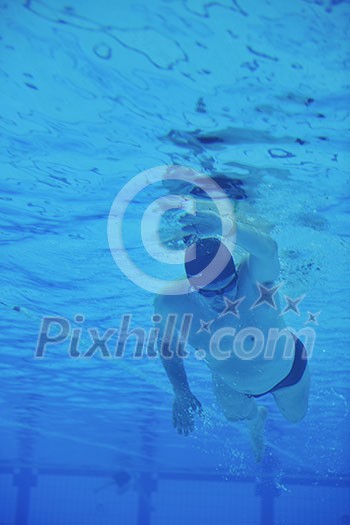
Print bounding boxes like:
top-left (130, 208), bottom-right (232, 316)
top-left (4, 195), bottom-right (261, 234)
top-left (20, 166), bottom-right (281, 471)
top-left (0, 0), bottom-right (349, 524)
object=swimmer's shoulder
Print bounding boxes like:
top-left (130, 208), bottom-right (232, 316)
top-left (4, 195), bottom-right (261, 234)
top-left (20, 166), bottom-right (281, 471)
top-left (153, 282), bottom-right (191, 312)
top-left (237, 255), bottom-right (278, 299)
top-left (236, 256), bottom-right (251, 286)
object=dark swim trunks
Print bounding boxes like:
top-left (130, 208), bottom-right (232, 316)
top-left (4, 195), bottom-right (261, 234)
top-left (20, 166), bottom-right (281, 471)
top-left (250, 337), bottom-right (308, 398)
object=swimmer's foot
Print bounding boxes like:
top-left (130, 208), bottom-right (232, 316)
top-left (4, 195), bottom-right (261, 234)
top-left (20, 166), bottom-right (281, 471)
top-left (246, 405), bottom-right (268, 463)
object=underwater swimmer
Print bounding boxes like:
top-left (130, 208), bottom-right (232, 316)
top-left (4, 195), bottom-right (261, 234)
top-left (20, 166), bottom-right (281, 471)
top-left (154, 225), bottom-right (310, 462)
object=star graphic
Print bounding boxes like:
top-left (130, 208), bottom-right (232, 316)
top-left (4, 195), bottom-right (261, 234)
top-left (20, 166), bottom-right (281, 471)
top-left (250, 282), bottom-right (281, 310)
top-left (305, 311), bottom-right (321, 325)
top-left (280, 294), bottom-right (305, 316)
top-left (196, 319), bottom-right (213, 334)
top-left (219, 296), bottom-right (245, 318)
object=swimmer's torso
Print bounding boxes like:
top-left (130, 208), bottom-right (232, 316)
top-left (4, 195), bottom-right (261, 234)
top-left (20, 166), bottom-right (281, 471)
top-left (158, 261), bottom-right (293, 395)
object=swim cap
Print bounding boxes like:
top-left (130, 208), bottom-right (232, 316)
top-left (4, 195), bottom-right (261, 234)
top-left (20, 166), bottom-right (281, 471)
top-left (184, 237), bottom-right (236, 291)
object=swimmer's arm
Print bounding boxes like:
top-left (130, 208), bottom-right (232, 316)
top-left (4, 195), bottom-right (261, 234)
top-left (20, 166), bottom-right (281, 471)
top-left (154, 296), bottom-right (203, 434)
top-left (153, 302), bottom-right (192, 396)
top-left (160, 349), bottom-right (192, 397)
top-left (159, 343), bottom-right (203, 435)
top-left (153, 295), bottom-right (196, 397)
top-left (235, 223), bottom-right (280, 282)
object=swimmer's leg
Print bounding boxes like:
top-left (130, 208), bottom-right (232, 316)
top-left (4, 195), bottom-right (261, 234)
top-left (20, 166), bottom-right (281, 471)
top-left (272, 364), bottom-right (310, 423)
top-left (245, 405), bottom-right (268, 463)
top-left (212, 373), bottom-right (268, 462)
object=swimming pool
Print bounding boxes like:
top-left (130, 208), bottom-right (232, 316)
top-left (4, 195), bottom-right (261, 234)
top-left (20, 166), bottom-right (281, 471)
top-left (1, 0), bottom-right (349, 524)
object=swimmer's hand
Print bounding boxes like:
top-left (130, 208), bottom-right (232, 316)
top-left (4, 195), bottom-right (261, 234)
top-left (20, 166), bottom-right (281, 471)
top-left (179, 207), bottom-right (220, 236)
top-left (172, 391), bottom-right (203, 436)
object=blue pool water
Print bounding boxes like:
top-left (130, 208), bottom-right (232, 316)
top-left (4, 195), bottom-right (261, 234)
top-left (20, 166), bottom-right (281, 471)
top-left (1, 0), bottom-right (349, 524)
